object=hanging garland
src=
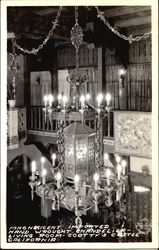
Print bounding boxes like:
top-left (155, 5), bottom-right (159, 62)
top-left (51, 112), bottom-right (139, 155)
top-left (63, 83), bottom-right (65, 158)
top-left (14, 6), bottom-right (151, 55)
top-left (14, 6), bottom-right (63, 55)
top-left (95, 6), bottom-right (151, 44)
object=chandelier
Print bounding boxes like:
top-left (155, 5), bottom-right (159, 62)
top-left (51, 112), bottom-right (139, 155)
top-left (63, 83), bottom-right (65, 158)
top-left (29, 7), bottom-right (128, 227)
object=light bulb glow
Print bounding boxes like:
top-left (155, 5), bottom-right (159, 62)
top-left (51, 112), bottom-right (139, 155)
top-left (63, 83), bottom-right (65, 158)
top-left (80, 95), bottom-right (85, 102)
top-left (41, 157), bottom-right (46, 163)
top-left (121, 159), bottom-right (127, 167)
top-left (44, 95), bottom-right (48, 102)
top-left (117, 164), bottom-right (122, 173)
top-left (52, 153), bottom-right (56, 160)
top-left (57, 94), bottom-right (62, 100)
top-left (31, 161), bottom-right (36, 172)
top-left (63, 95), bottom-right (67, 103)
top-left (105, 93), bottom-right (111, 105)
top-left (56, 172), bottom-right (62, 181)
top-left (86, 93), bottom-right (91, 101)
top-left (106, 169), bottom-right (111, 178)
top-left (115, 155), bottom-right (121, 163)
top-left (44, 95), bottom-right (48, 106)
top-left (93, 173), bottom-right (99, 182)
top-left (104, 153), bottom-right (109, 160)
top-left (48, 94), bottom-right (53, 105)
top-left (74, 174), bottom-right (80, 183)
top-left (41, 168), bottom-right (47, 177)
top-left (97, 93), bottom-right (103, 105)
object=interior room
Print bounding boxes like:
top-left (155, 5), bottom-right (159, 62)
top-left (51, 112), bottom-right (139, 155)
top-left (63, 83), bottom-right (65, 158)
top-left (6, 5), bottom-right (152, 243)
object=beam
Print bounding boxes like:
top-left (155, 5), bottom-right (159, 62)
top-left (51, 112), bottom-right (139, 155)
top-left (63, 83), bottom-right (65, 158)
top-left (32, 7), bottom-right (59, 16)
top-left (104, 6), bottom-right (151, 18)
top-left (114, 15), bottom-right (151, 28)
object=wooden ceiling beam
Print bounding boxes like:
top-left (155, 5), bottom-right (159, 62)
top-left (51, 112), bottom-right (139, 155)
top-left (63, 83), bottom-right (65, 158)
top-left (104, 6), bottom-right (151, 18)
top-left (126, 24), bottom-right (151, 36)
top-left (114, 15), bottom-right (151, 28)
top-left (32, 7), bottom-right (59, 16)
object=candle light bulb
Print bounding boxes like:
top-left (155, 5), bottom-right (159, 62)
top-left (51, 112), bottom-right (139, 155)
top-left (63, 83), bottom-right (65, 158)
top-left (115, 155), bottom-right (121, 163)
top-left (56, 172), bottom-right (62, 189)
top-left (74, 174), bottom-right (80, 192)
top-left (31, 161), bottom-right (36, 172)
top-left (48, 94), bottom-right (53, 107)
top-left (93, 173), bottom-right (99, 182)
top-left (57, 94), bottom-right (62, 101)
top-left (121, 159), bottom-right (127, 175)
top-left (41, 168), bottom-right (47, 185)
top-left (94, 173), bottom-right (99, 191)
top-left (74, 174), bottom-right (80, 183)
top-left (44, 95), bottom-right (48, 106)
top-left (97, 93), bottom-right (103, 106)
top-left (86, 93), bottom-right (91, 101)
top-left (52, 153), bottom-right (56, 167)
top-left (106, 169), bottom-right (111, 186)
top-left (117, 164), bottom-right (122, 180)
top-left (80, 95), bottom-right (85, 108)
top-left (106, 169), bottom-right (111, 178)
top-left (121, 159), bottom-right (127, 167)
top-left (56, 172), bottom-right (62, 181)
top-left (31, 161), bottom-right (36, 181)
top-left (104, 153), bottom-right (109, 160)
top-left (62, 95), bottom-right (67, 108)
top-left (41, 157), bottom-right (46, 164)
top-left (41, 156), bottom-right (45, 170)
top-left (41, 168), bottom-right (47, 177)
top-left (105, 93), bottom-right (111, 105)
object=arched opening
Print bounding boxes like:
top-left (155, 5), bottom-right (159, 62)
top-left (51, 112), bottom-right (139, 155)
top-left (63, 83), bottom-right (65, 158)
top-left (7, 154), bottom-right (41, 227)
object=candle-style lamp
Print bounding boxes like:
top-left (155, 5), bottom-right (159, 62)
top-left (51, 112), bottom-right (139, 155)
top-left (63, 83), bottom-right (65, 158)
top-left (31, 161), bottom-right (36, 181)
top-left (52, 153), bottom-right (56, 167)
top-left (41, 168), bottom-right (47, 185)
top-left (115, 155), bottom-right (121, 164)
top-left (86, 93), bottom-right (91, 102)
top-left (93, 173), bottom-right (100, 191)
top-left (106, 168), bottom-right (111, 186)
top-left (80, 95), bottom-right (85, 109)
top-left (105, 93), bottom-right (111, 137)
top-left (48, 94), bottom-right (53, 108)
top-left (97, 93), bottom-right (103, 109)
top-left (74, 174), bottom-right (80, 193)
top-left (121, 159), bottom-right (126, 175)
top-left (57, 93), bottom-right (62, 108)
top-left (56, 171), bottom-right (62, 190)
top-left (41, 156), bottom-right (46, 170)
top-left (104, 153), bottom-right (109, 166)
top-left (62, 95), bottom-right (67, 109)
top-left (117, 164), bottom-right (122, 180)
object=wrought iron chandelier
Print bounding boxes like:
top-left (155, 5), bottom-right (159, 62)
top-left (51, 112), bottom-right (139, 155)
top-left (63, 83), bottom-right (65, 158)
top-left (29, 6), bottom-right (128, 227)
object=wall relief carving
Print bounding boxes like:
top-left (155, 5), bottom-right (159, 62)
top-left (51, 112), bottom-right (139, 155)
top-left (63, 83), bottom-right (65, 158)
top-left (114, 111), bottom-right (151, 157)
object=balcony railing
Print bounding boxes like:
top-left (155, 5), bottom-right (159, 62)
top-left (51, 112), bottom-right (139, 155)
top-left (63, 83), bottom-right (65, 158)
top-left (29, 106), bottom-right (114, 138)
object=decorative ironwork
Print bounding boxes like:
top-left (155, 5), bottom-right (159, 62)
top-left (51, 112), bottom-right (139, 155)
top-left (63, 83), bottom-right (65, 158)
top-left (29, 6), bottom-right (128, 227)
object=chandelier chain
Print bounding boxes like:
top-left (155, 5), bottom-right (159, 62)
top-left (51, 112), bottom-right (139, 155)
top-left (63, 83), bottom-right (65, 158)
top-left (14, 6), bottom-right (63, 55)
top-left (95, 6), bottom-right (151, 44)
top-left (75, 6), bottom-right (79, 24)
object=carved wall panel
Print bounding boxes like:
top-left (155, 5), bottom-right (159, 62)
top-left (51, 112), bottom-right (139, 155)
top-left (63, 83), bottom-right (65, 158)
top-left (114, 111), bottom-right (151, 157)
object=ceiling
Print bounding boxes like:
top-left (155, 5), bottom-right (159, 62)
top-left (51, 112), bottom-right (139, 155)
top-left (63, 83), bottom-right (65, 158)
top-left (7, 5), bottom-right (151, 46)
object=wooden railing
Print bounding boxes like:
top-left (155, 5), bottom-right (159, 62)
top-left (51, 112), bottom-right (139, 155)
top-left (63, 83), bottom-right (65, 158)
top-left (30, 106), bottom-right (58, 132)
top-left (29, 106), bottom-right (114, 138)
